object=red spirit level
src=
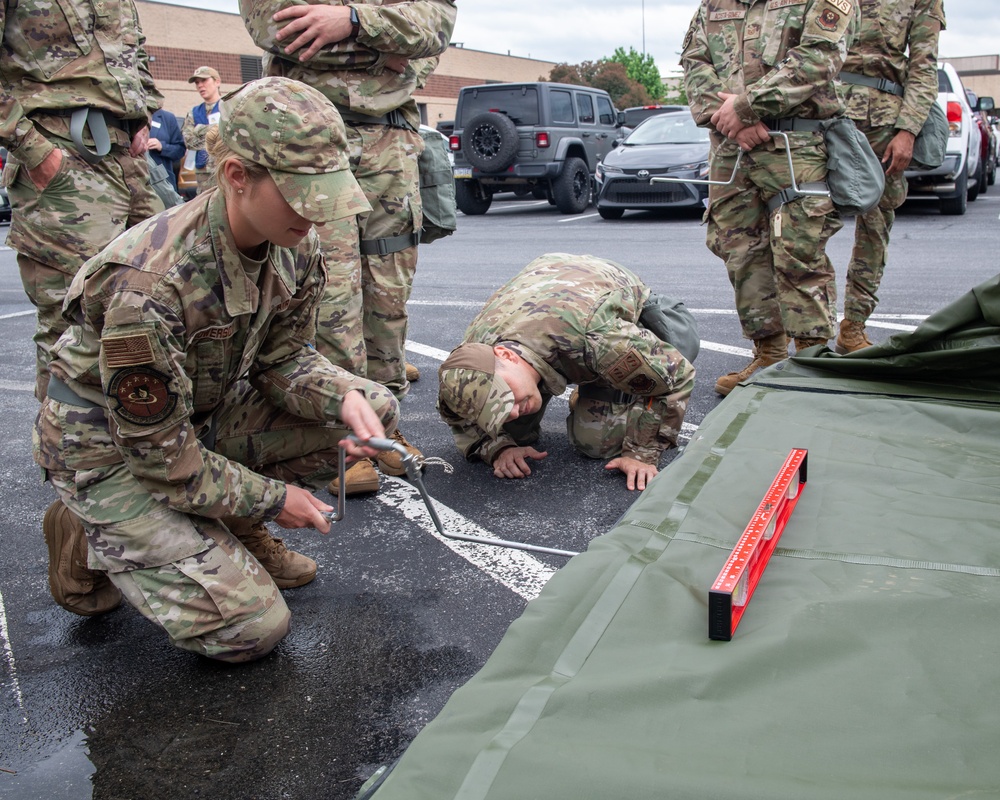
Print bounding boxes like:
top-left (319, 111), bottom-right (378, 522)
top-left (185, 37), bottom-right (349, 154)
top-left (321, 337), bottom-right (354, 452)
top-left (709, 449), bottom-right (808, 641)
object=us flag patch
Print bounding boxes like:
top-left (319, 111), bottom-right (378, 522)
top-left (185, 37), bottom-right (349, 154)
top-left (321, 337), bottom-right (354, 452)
top-left (102, 334), bottom-right (155, 368)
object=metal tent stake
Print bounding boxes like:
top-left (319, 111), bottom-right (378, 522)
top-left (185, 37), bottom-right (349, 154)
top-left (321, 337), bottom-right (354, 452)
top-left (323, 436), bottom-right (578, 558)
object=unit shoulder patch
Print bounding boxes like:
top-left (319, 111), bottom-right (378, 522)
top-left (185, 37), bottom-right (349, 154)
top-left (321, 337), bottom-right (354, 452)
top-left (107, 367), bottom-right (177, 426)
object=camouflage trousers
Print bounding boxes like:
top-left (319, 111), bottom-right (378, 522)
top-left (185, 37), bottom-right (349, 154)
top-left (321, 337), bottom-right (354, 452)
top-left (844, 124), bottom-right (909, 322)
top-left (502, 385), bottom-right (686, 467)
top-left (38, 379), bottom-right (399, 662)
top-left (706, 136), bottom-right (843, 340)
top-left (4, 136), bottom-right (162, 400)
top-left (314, 123), bottom-right (423, 399)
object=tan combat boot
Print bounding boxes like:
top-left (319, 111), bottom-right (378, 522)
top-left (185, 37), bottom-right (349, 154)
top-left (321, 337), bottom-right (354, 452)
top-left (794, 336), bottom-right (829, 353)
top-left (227, 519), bottom-right (317, 589)
top-left (376, 429), bottom-right (423, 477)
top-left (835, 319), bottom-right (873, 354)
top-left (714, 333), bottom-right (788, 396)
top-left (327, 458), bottom-right (380, 496)
top-left (405, 363), bottom-right (420, 382)
top-left (43, 499), bottom-right (122, 616)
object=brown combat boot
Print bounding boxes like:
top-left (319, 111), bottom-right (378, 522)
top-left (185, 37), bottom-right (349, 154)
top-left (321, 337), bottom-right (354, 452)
top-left (794, 336), bottom-right (828, 353)
top-left (376, 429), bottom-right (423, 477)
top-left (227, 519), bottom-right (317, 589)
top-left (43, 499), bottom-right (121, 616)
top-left (835, 319), bottom-right (873, 354)
top-left (405, 362), bottom-right (420, 382)
top-left (714, 333), bottom-right (788, 396)
top-left (327, 458), bottom-right (380, 496)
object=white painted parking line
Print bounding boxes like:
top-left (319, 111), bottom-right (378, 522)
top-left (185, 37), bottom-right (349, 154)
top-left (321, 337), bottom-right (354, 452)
top-left (558, 213), bottom-right (601, 222)
top-left (375, 477), bottom-right (557, 601)
top-left (0, 588), bottom-right (26, 723)
top-left (0, 309), bottom-right (33, 320)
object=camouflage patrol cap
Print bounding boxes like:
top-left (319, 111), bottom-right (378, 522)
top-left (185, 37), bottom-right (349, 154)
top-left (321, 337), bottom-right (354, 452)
top-left (437, 343), bottom-right (515, 438)
top-left (219, 77), bottom-right (370, 223)
top-left (188, 66), bottom-right (221, 83)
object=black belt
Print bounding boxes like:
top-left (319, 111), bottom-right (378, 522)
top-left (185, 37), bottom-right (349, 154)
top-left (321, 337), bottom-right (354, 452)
top-left (337, 106), bottom-right (415, 131)
top-left (40, 108), bottom-right (136, 164)
top-left (759, 117), bottom-right (826, 133)
top-left (839, 71), bottom-right (905, 98)
top-left (578, 383), bottom-right (636, 405)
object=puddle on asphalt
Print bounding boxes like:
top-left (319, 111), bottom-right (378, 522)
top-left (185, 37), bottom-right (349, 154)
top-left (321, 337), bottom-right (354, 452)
top-left (0, 729), bottom-right (94, 799)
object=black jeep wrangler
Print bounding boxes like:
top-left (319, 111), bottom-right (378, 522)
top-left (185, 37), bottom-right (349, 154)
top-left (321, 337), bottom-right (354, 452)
top-left (449, 82), bottom-right (625, 215)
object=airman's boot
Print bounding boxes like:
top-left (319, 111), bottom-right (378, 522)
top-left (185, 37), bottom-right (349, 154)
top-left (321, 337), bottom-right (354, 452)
top-left (714, 333), bottom-right (788, 396)
top-left (794, 336), bottom-right (829, 353)
top-left (405, 363), bottom-right (420, 382)
top-left (835, 319), bottom-right (873, 354)
top-left (327, 458), bottom-right (380, 496)
top-left (43, 499), bottom-right (122, 616)
top-left (227, 519), bottom-right (317, 589)
top-left (376, 429), bottom-right (423, 477)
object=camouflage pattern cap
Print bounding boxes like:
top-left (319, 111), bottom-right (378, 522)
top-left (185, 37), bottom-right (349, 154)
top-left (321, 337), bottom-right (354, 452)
top-left (437, 343), bottom-right (515, 438)
top-left (189, 66), bottom-right (221, 83)
top-left (219, 77), bottom-right (370, 223)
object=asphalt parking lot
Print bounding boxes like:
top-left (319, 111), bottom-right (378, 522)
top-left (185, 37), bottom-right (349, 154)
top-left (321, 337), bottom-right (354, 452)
top-left (2, 192), bottom-right (999, 800)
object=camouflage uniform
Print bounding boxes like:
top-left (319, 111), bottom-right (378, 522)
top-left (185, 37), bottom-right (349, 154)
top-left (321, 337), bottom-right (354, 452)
top-left (438, 254), bottom-right (696, 467)
top-left (840, 0), bottom-right (945, 323)
top-left (241, 0), bottom-right (458, 396)
top-left (0, 0), bottom-right (164, 400)
top-left (33, 79), bottom-right (398, 662)
top-left (682, 0), bottom-right (857, 342)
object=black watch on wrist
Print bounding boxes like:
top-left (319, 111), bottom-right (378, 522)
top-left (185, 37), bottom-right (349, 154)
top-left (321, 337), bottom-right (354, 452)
top-left (349, 6), bottom-right (361, 37)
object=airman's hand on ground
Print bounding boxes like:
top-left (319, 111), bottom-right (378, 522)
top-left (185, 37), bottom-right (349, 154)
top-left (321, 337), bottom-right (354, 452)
top-left (27, 148), bottom-right (63, 190)
top-left (883, 130), bottom-right (915, 176)
top-left (276, 484), bottom-right (334, 534)
top-left (273, 4), bottom-right (352, 61)
top-left (339, 389), bottom-right (389, 460)
top-left (493, 446), bottom-right (548, 479)
top-left (605, 456), bottom-right (658, 491)
top-left (711, 92), bottom-right (748, 140)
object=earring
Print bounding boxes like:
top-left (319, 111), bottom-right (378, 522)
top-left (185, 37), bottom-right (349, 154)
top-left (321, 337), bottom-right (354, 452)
top-left (237, 188), bottom-right (244, 195)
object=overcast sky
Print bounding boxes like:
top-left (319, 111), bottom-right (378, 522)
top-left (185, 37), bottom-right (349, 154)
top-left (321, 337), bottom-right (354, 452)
top-left (160, 0), bottom-right (1000, 76)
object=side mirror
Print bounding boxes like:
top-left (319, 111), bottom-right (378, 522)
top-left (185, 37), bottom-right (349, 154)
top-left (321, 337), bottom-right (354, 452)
top-left (979, 96), bottom-right (995, 112)
top-left (616, 111), bottom-right (626, 127)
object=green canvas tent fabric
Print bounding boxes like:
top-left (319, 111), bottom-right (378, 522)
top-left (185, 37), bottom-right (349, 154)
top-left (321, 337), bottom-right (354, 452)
top-left (362, 275), bottom-right (1000, 800)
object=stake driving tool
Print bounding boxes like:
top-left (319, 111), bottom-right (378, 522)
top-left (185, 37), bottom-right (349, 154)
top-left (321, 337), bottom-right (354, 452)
top-left (708, 449), bottom-right (808, 641)
top-left (652, 130), bottom-right (831, 197)
top-left (322, 435), bottom-right (578, 559)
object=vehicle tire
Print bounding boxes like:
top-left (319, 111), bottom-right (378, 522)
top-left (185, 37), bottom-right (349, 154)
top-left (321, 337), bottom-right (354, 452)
top-left (967, 158), bottom-right (981, 202)
top-left (463, 112), bottom-right (519, 173)
top-left (455, 180), bottom-right (493, 215)
top-left (940, 163), bottom-right (968, 215)
top-left (978, 156), bottom-right (989, 194)
top-left (989, 158), bottom-right (997, 187)
top-left (598, 206), bottom-right (624, 220)
top-left (551, 157), bottom-right (591, 214)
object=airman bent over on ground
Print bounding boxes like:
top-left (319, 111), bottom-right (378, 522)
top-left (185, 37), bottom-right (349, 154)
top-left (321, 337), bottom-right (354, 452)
top-left (437, 254), bottom-right (697, 492)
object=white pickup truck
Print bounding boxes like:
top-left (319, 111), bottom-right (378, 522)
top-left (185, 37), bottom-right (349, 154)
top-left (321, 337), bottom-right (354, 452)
top-left (904, 61), bottom-right (983, 215)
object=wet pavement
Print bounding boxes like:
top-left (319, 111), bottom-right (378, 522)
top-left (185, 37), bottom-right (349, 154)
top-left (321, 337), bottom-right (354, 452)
top-left (2, 194), bottom-right (998, 799)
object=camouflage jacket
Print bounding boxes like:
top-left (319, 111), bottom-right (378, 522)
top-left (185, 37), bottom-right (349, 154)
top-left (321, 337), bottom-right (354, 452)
top-left (240, 0), bottom-right (457, 128)
top-left (0, 0), bottom-right (161, 170)
top-left (840, 0), bottom-right (945, 135)
top-left (682, 0), bottom-right (857, 154)
top-left (40, 190), bottom-right (380, 522)
top-left (446, 254), bottom-right (696, 466)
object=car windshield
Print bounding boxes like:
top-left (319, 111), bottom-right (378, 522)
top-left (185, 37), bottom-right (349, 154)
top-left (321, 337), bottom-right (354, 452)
top-left (624, 113), bottom-right (709, 146)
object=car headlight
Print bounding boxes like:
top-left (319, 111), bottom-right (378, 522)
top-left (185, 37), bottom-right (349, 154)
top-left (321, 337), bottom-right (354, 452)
top-left (596, 163), bottom-right (623, 181)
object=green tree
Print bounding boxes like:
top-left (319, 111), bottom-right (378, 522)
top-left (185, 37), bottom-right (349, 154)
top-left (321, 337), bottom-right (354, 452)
top-left (547, 60), bottom-right (653, 108)
top-left (606, 47), bottom-right (666, 103)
